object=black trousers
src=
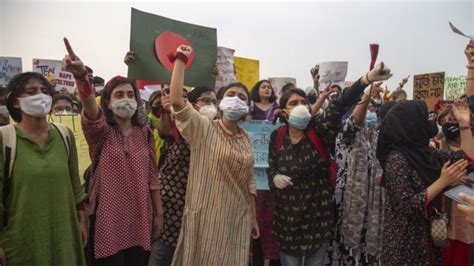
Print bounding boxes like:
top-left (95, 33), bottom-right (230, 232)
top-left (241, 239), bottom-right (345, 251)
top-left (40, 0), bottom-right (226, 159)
top-left (86, 214), bottom-right (149, 266)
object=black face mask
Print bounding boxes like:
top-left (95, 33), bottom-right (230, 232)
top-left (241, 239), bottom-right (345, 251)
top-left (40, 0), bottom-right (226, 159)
top-left (427, 121), bottom-right (439, 138)
top-left (308, 94), bottom-right (317, 105)
top-left (442, 122), bottom-right (460, 141)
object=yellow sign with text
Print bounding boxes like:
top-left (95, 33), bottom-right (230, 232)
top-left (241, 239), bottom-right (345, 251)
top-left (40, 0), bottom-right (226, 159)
top-left (234, 56), bottom-right (259, 91)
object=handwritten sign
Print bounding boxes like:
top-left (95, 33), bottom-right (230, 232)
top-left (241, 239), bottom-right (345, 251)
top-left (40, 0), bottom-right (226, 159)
top-left (413, 72), bottom-right (445, 111)
top-left (33, 59), bottom-right (76, 94)
top-left (215, 47), bottom-right (236, 90)
top-left (268, 77), bottom-right (297, 98)
top-left (319, 61), bottom-right (348, 88)
top-left (0, 57), bottom-right (22, 86)
top-left (48, 114), bottom-right (90, 183)
top-left (234, 56), bottom-right (260, 91)
top-left (445, 76), bottom-right (467, 101)
top-left (241, 120), bottom-right (281, 190)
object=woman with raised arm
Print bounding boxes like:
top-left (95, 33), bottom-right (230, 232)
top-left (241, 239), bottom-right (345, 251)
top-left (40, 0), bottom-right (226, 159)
top-left (267, 62), bottom-right (392, 266)
top-left (168, 45), bottom-right (259, 266)
top-left (62, 38), bottom-right (163, 266)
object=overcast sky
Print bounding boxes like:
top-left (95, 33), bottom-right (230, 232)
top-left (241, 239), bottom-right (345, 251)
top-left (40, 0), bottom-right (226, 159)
top-left (1, 0), bottom-right (473, 96)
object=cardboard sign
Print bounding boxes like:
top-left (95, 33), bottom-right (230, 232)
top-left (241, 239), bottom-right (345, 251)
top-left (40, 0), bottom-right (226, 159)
top-left (413, 72), bottom-right (445, 111)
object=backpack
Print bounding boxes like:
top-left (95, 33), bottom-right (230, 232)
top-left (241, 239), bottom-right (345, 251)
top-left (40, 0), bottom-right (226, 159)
top-left (1, 123), bottom-right (71, 227)
top-left (275, 125), bottom-right (336, 190)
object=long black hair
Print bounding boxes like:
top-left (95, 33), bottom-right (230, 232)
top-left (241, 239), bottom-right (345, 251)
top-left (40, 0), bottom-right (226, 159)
top-left (250, 80), bottom-right (276, 103)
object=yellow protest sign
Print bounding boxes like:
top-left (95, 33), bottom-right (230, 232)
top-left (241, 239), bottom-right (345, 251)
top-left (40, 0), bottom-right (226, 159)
top-left (234, 56), bottom-right (259, 91)
top-left (48, 115), bottom-right (90, 183)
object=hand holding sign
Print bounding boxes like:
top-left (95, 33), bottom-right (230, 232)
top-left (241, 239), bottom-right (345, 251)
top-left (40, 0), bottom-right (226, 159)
top-left (62, 38), bottom-right (87, 79)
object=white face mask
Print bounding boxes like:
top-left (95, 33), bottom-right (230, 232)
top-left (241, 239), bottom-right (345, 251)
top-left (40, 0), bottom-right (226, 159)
top-left (218, 96), bottom-right (249, 112)
top-left (0, 106), bottom-right (9, 118)
top-left (18, 93), bottom-right (52, 118)
top-left (109, 99), bottom-right (137, 119)
top-left (199, 104), bottom-right (218, 120)
top-left (219, 96), bottom-right (249, 121)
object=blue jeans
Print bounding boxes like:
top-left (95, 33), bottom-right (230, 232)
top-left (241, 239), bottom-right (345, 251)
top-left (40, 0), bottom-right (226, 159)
top-left (148, 240), bottom-right (175, 266)
top-left (280, 243), bottom-right (328, 266)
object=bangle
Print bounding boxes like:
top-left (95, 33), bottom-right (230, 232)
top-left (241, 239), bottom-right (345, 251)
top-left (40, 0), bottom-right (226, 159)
top-left (467, 77), bottom-right (474, 81)
top-left (364, 73), bottom-right (372, 85)
top-left (467, 65), bottom-right (474, 69)
top-left (460, 126), bottom-right (472, 131)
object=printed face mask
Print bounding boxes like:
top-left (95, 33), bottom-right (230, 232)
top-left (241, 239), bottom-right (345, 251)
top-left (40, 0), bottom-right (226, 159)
top-left (109, 99), bottom-right (137, 119)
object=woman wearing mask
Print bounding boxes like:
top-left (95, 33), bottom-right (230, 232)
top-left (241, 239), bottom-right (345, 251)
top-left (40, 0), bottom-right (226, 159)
top-left (435, 106), bottom-right (474, 266)
top-left (331, 82), bottom-right (385, 265)
top-left (376, 100), bottom-right (474, 265)
top-left (267, 62), bottom-right (392, 266)
top-left (0, 72), bottom-right (87, 265)
top-left (248, 79), bottom-right (281, 266)
top-left (169, 45), bottom-right (258, 266)
top-left (148, 85), bottom-right (217, 266)
top-left (62, 38), bottom-right (163, 266)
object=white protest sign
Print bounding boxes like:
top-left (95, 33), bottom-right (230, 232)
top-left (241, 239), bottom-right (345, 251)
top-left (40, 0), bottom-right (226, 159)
top-left (32, 59), bottom-right (76, 94)
top-left (0, 57), bottom-right (22, 86)
top-left (215, 47), bottom-right (236, 89)
top-left (268, 77), bottom-right (297, 98)
top-left (319, 61), bottom-right (348, 88)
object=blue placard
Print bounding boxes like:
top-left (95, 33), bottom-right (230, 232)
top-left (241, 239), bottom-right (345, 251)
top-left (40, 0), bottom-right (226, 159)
top-left (241, 120), bottom-right (281, 190)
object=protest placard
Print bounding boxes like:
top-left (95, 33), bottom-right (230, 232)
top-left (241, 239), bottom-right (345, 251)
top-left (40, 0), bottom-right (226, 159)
top-left (215, 47), bottom-right (236, 90)
top-left (32, 59), bottom-right (76, 93)
top-left (318, 61), bottom-right (348, 89)
top-left (268, 77), bottom-right (296, 98)
top-left (413, 72), bottom-right (445, 111)
top-left (234, 56), bottom-right (259, 90)
top-left (0, 57), bottom-right (22, 86)
top-left (445, 76), bottom-right (467, 101)
top-left (241, 120), bottom-right (281, 190)
top-left (48, 114), bottom-right (90, 183)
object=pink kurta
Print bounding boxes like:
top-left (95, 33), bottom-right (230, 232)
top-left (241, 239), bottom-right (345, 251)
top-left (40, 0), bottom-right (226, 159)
top-left (82, 110), bottom-right (159, 259)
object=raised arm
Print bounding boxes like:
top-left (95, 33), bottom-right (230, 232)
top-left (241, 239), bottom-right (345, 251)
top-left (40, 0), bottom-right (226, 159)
top-left (310, 65), bottom-right (320, 97)
top-left (170, 45), bottom-right (192, 112)
top-left (352, 82), bottom-right (383, 126)
top-left (465, 41), bottom-right (474, 96)
top-left (340, 62), bottom-right (392, 107)
top-left (395, 75), bottom-right (410, 91)
top-left (62, 38), bottom-right (99, 120)
top-left (452, 101), bottom-right (474, 158)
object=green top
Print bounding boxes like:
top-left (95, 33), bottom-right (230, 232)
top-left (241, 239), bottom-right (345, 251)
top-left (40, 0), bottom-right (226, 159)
top-left (0, 124), bottom-right (87, 265)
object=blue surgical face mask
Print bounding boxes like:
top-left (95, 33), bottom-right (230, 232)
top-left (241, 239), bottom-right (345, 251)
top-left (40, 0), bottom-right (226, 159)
top-left (366, 111), bottom-right (378, 128)
top-left (223, 109), bottom-right (246, 121)
top-left (287, 105), bottom-right (311, 130)
top-left (288, 115), bottom-right (311, 130)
